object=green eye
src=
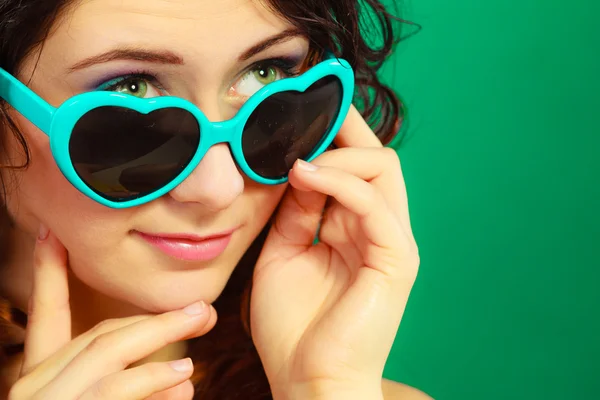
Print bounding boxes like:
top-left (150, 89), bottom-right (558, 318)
top-left (115, 79), bottom-right (148, 98)
top-left (252, 66), bottom-right (278, 85)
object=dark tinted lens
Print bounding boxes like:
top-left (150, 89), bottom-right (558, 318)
top-left (69, 107), bottom-right (200, 201)
top-left (242, 75), bottom-right (342, 179)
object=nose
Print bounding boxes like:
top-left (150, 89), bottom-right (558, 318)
top-left (168, 143), bottom-right (244, 211)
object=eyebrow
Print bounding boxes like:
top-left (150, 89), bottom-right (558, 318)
top-left (67, 28), bottom-right (304, 72)
top-left (68, 49), bottom-right (184, 72)
top-left (238, 28), bottom-right (304, 61)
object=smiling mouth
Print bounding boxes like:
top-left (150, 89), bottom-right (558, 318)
top-left (134, 227), bottom-right (239, 262)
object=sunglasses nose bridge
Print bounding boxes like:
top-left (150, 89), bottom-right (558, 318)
top-left (207, 119), bottom-right (238, 147)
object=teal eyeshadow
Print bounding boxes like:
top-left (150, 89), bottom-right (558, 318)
top-left (95, 76), bottom-right (126, 91)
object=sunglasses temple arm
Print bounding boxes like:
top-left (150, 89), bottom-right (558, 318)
top-left (0, 68), bottom-right (56, 135)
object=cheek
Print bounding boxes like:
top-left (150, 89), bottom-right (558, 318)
top-left (5, 119), bottom-right (133, 284)
top-left (5, 119), bottom-right (129, 239)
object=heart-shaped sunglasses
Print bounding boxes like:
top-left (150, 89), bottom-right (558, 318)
top-left (0, 53), bottom-right (354, 209)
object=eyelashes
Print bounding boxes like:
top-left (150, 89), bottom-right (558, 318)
top-left (247, 56), bottom-right (304, 78)
top-left (95, 70), bottom-right (164, 92)
top-left (92, 55), bottom-right (307, 95)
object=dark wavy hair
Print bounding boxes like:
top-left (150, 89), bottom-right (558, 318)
top-left (0, 0), bottom-right (419, 398)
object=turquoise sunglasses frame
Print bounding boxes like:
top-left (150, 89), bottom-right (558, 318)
top-left (0, 53), bottom-right (355, 209)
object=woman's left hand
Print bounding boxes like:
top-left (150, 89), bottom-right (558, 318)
top-left (251, 106), bottom-right (420, 400)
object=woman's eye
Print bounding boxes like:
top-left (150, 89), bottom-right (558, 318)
top-left (253, 66), bottom-right (279, 85)
top-left (231, 65), bottom-right (291, 99)
top-left (97, 76), bottom-right (163, 98)
top-left (114, 78), bottom-right (149, 97)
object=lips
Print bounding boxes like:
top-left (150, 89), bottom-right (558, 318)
top-left (135, 227), bottom-right (238, 262)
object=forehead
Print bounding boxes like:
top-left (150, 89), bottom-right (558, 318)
top-left (40, 0), bottom-right (294, 66)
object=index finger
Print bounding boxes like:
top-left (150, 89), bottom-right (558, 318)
top-left (333, 105), bottom-right (384, 149)
top-left (21, 225), bottom-right (72, 374)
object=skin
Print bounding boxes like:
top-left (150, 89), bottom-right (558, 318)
top-left (1, 0), bottom-right (293, 320)
top-left (0, 0), bottom-right (430, 398)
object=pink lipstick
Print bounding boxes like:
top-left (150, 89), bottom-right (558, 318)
top-left (136, 228), bottom-right (237, 262)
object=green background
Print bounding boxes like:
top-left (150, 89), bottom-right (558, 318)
top-left (380, 0), bottom-right (600, 399)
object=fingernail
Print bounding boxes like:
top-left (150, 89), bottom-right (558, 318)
top-left (38, 224), bottom-right (50, 241)
top-left (183, 301), bottom-right (207, 316)
top-left (169, 358), bottom-right (193, 372)
top-left (296, 159), bottom-right (319, 172)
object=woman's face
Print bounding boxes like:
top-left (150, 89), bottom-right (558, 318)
top-left (2, 0), bottom-right (309, 313)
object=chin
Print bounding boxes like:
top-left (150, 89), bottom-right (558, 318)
top-left (66, 228), bottom-right (254, 316)
top-left (68, 257), bottom-right (231, 317)
top-left (122, 267), bottom-right (233, 313)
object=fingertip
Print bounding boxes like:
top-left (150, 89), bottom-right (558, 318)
top-left (181, 303), bottom-right (217, 341)
top-left (168, 358), bottom-right (194, 373)
top-left (197, 303), bottom-right (218, 336)
top-left (206, 304), bottom-right (218, 331)
top-left (289, 162), bottom-right (318, 192)
top-left (295, 159), bottom-right (319, 172)
top-left (32, 227), bottom-right (69, 275)
top-left (38, 228), bottom-right (67, 255)
top-left (38, 223), bottom-right (50, 241)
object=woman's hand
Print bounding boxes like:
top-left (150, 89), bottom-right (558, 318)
top-left (251, 106), bottom-right (420, 400)
top-left (7, 230), bottom-right (217, 400)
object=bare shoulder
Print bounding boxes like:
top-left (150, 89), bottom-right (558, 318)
top-left (382, 378), bottom-right (433, 400)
